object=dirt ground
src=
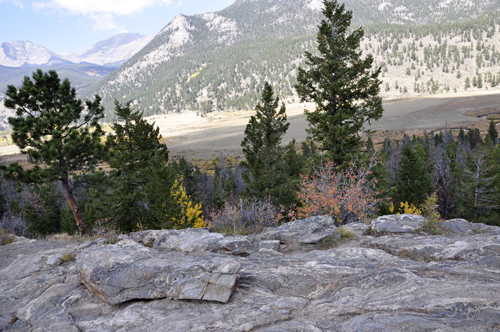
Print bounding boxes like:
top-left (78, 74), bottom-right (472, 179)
top-left (1, 90), bottom-right (499, 162)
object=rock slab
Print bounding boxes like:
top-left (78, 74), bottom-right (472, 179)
top-left (76, 239), bottom-right (240, 304)
top-left (370, 214), bottom-right (427, 233)
top-left (257, 215), bottom-right (340, 244)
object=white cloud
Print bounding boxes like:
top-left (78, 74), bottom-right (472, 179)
top-left (11, 0), bottom-right (25, 8)
top-left (33, 0), bottom-right (173, 16)
top-left (89, 12), bottom-right (128, 33)
top-left (31, 0), bottom-right (175, 32)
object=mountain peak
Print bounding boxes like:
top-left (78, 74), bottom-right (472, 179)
top-left (0, 40), bottom-right (58, 67)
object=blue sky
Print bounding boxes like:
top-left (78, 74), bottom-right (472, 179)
top-left (0, 0), bottom-right (236, 54)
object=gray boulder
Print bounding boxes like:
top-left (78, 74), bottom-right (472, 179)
top-left (256, 215), bottom-right (340, 244)
top-left (131, 228), bottom-right (224, 252)
top-left (76, 239), bottom-right (240, 304)
top-left (441, 218), bottom-right (500, 235)
top-left (370, 214), bottom-right (427, 233)
top-left (365, 233), bottom-right (500, 261)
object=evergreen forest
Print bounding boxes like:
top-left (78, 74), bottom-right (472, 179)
top-left (0, 0), bottom-right (499, 242)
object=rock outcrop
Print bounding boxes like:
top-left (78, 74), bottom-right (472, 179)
top-left (370, 214), bottom-right (427, 233)
top-left (1, 215), bottom-right (500, 331)
top-left (77, 239), bottom-right (240, 304)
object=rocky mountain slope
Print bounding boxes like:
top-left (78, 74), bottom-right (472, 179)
top-left (1, 215), bottom-right (500, 331)
top-left (0, 33), bottom-right (155, 68)
top-left (81, 0), bottom-right (500, 121)
top-left (59, 33), bottom-right (156, 66)
top-left (0, 41), bottom-right (69, 68)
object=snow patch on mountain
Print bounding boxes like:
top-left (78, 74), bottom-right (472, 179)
top-left (0, 41), bottom-right (60, 67)
top-left (307, 0), bottom-right (323, 11)
top-left (60, 33), bottom-right (155, 66)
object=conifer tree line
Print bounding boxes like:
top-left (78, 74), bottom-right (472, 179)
top-left (1, 0), bottom-right (499, 239)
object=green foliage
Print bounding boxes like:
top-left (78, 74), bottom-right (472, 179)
top-left (25, 183), bottom-right (63, 236)
top-left (241, 82), bottom-right (301, 207)
top-left (2, 69), bottom-right (106, 236)
top-left (171, 157), bottom-right (201, 200)
top-left (295, 0), bottom-right (383, 166)
top-left (105, 101), bottom-right (169, 232)
top-left (338, 227), bottom-right (355, 240)
top-left (143, 155), bottom-right (205, 229)
top-left (60, 204), bottom-right (79, 235)
top-left (0, 229), bottom-right (15, 245)
top-left (488, 120), bottom-right (498, 145)
top-left (456, 148), bottom-right (497, 223)
top-left (395, 143), bottom-right (434, 209)
top-left (420, 192), bottom-right (443, 235)
top-left (61, 253), bottom-right (73, 262)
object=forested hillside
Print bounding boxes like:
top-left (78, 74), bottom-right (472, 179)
top-left (82, 0), bottom-right (500, 121)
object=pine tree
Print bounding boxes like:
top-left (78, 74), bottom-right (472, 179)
top-left (366, 136), bottom-right (374, 153)
top-left (488, 120), bottom-right (498, 145)
top-left (105, 101), bottom-right (169, 232)
top-left (1, 70), bottom-right (106, 236)
top-left (295, 0), bottom-right (383, 166)
top-left (395, 143), bottom-right (434, 209)
top-left (241, 82), bottom-right (300, 207)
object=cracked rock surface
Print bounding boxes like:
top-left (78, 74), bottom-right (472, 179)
top-left (1, 215), bottom-right (500, 331)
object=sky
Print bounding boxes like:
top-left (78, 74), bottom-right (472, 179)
top-left (0, 0), bottom-right (236, 54)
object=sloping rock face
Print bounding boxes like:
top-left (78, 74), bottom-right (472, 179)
top-left (77, 239), bottom-right (240, 304)
top-left (255, 215), bottom-right (340, 244)
top-left (1, 216), bottom-right (500, 331)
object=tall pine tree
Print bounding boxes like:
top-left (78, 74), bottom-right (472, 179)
top-left (241, 82), bottom-right (300, 207)
top-left (295, 0), bottom-right (383, 166)
top-left (2, 70), bottom-right (106, 236)
top-left (105, 101), bottom-right (169, 232)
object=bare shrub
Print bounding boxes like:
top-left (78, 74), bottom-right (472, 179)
top-left (209, 197), bottom-right (279, 235)
top-left (0, 212), bottom-right (29, 237)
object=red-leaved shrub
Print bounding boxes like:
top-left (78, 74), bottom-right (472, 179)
top-left (286, 159), bottom-right (382, 225)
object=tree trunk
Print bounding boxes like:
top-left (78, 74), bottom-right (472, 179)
top-left (61, 177), bottom-right (87, 236)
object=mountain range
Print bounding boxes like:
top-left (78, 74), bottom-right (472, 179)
top-left (80, 0), bottom-right (500, 121)
top-left (0, 33), bottom-right (155, 68)
top-left (2, 0), bottom-right (500, 124)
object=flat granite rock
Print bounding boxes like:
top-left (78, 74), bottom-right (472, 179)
top-left (370, 214), bottom-right (427, 234)
top-left (441, 218), bottom-right (500, 235)
top-left (4, 215), bottom-right (500, 332)
top-left (256, 215), bottom-right (340, 244)
top-left (76, 239), bottom-right (240, 304)
top-left (364, 233), bottom-right (500, 261)
top-left (131, 228), bottom-right (224, 252)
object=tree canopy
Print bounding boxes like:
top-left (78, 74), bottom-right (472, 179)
top-left (295, 0), bottom-right (383, 166)
top-left (2, 69), bottom-right (106, 236)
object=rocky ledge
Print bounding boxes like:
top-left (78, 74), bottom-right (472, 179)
top-left (1, 215), bottom-right (500, 331)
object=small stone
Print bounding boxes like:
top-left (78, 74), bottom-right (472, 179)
top-left (259, 240), bottom-right (280, 251)
top-left (46, 254), bottom-right (63, 267)
top-left (419, 231), bottom-right (428, 236)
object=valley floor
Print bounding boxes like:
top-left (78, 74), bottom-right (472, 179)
top-left (1, 89), bottom-right (500, 161)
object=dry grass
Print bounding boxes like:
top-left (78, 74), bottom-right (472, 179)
top-left (464, 107), bottom-right (500, 118)
top-left (46, 233), bottom-right (74, 243)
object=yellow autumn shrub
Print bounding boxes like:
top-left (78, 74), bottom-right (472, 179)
top-left (168, 179), bottom-right (206, 229)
